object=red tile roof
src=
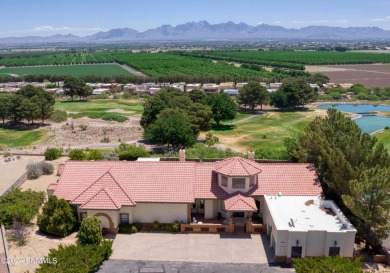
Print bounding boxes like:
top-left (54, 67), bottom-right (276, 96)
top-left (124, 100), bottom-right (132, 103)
top-left (47, 183), bottom-right (58, 191)
top-left (52, 158), bottom-right (321, 210)
top-left (214, 157), bottom-right (262, 176)
top-left (224, 192), bottom-right (257, 211)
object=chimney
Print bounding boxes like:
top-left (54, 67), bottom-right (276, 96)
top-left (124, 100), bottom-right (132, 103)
top-left (248, 151), bottom-right (255, 161)
top-left (179, 149), bottom-right (186, 162)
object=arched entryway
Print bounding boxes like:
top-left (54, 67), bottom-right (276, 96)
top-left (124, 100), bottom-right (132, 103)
top-left (94, 213), bottom-right (116, 233)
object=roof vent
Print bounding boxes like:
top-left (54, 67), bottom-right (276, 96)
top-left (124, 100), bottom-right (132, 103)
top-left (278, 192), bottom-right (282, 197)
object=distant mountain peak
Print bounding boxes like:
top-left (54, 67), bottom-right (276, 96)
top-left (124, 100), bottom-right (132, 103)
top-left (0, 21), bottom-right (389, 44)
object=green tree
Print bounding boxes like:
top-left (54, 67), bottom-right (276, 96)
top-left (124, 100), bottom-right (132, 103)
top-left (0, 95), bottom-right (11, 124)
top-left (31, 91), bottom-right (55, 124)
top-left (8, 95), bottom-right (25, 123)
top-left (271, 78), bottom-right (316, 108)
top-left (77, 216), bottom-right (103, 246)
top-left (20, 98), bottom-right (39, 124)
top-left (144, 109), bottom-right (196, 150)
top-left (203, 93), bottom-right (237, 126)
top-left (236, 81), bottom-right (270, 110)
top-left (342, 167), bottom-right (390, 250)
top-left (188, 89), bottom-right (206, 103)
top-left (186, 103), bottom-right (212, 134)
top-left (64, 76), bottom-right (86, 101)
top-left (205, 132), bottom-right (219, 147)
top-left (38, 195), bottom-right (77, 238)
top-left (270, 89), bottom-right (288, 108)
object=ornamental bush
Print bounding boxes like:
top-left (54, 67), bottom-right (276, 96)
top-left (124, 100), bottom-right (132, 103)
top-left (38, 195), bottom-right (77, 238)
top-left (69, 149), bottom-right (86, 160)
top-left (44, 147), bottom-right (63, 161)
top-left (78, 217), bottom-right (103, 246)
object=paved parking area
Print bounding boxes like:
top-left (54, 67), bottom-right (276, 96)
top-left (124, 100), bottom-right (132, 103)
top-left (110, 233), bottom-right (274, 264)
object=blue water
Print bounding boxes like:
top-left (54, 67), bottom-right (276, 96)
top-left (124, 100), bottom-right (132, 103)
top-left (317, 104), bottom-right (390, 134)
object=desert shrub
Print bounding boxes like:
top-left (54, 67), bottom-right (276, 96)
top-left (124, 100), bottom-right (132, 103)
top-left (101, 113), bottom-right (128, 122)
top-left (9, 221), bottom-right (28, 246)
top-left (100, 136), bottom-right (110, 143)
top-left (385, 126), bottom-right (389, 130)
top-left (85, 149), bottom-right (103, 160)
top-left (0, 188), bottom-right (44, 228)
top-left (178, 143), bottom-right (242, 160)
top-left (35, 240), bottom-right (113, 273)
top-left (116, 143), bottom-right (150, 161)
top-left (131, 226), bottom-right (138, 233)
top-left (44, 147), bottom-right (63, 161)
top-left (26, 161), bottom-right (43, 179)
top-left (122, 92), bottom-right (134, 99)
top-left (112, 94), bottom-right (121, 99)
top-left (77, 217), bottom-right (103, 246)
top-left (293, 256), bottom-right (363, 273)
top-left (40, 161), bottom-right (54, 175)
top-left (152, 220), bottom-right (160, 231)
top-left (79, 124), bottom-right (88, 131)
top-left (50, 110), bottom-right (68, 122)
top-left (102, 153), bottom-right (119, 161)
top-left (38, 195), bottom-right (77, 238)
top-left (254, 148), bottom-right (289, 160)
top-left (69, 149), bottom-right (86, 160)
top-left (172, 221), bottom-right (180, 232)
top-left (90, 94), bottom-right (109, 99)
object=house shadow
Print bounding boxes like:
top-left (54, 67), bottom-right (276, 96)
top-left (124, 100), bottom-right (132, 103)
top-left (219, 233), bottom-right (252, 239)
top-left (260, 234), bottom-right (276, 264)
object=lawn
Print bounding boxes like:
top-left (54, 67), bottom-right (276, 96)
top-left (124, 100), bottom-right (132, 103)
top-left (55, 99), bottom-right (144, 115)
top-left (0, 64), bottom-right (132, 77)
top-left (0, 127), bottom-right (48, 147)
top-left (375, 129), bottom-right (390, 152)
top-left (211, 110), bottom-right (325, 152)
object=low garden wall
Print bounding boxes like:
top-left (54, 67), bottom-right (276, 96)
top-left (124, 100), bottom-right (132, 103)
top-left (180, 223), bottom-right (234, 233)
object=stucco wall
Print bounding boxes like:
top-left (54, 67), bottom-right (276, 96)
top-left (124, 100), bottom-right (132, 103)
top-left (205, 199), bottom-right (219, 219)
top-left (132, 203), bottom-right (187, 223)
top-left (383, 235), bottom-right (390, 250)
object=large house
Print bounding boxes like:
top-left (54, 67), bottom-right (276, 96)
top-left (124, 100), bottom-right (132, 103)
top-left (48, 151), bottom-right (356, 261)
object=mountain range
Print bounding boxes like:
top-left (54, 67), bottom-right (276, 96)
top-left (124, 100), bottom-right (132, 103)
top-left (1, 21), bottom-right (390, 44)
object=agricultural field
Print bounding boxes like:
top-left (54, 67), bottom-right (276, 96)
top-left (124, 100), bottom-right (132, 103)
top-left (307, 64), bottom-right (390, 88)
top-left (0, 64), bottom-right (131, 77)
top-left (0, 52), bottom-right (114, 66)
top-left (110, 52), bottom-right (273, 78)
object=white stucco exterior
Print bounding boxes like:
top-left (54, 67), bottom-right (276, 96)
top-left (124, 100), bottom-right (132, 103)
top-left (204, 199), bottom-right (220, 219)
top-left (77, 203), bottom-right (188, 228)
top-left (262, 195), bottom-right (356, 259)
top-left (132, 203), bottom-right (187, 223)
top-left (383, 235), bottom-right (390, 250)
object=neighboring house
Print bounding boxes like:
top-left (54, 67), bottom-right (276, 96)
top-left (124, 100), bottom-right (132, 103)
top-left (92, 88), bottom-right (110, 95)
top-left (48, 151), bottom-right (356, 261)
top-left (202, 83), bottom-right (220, 94)
top-left (223, 89), bottom-right (239, 96)
top-left (235, 82), bottom-right (248, 90)
top-left (186, 83), bottom-right (202, 92)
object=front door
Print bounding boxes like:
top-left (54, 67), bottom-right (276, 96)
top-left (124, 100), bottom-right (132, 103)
top-left (291, 246), bottom-right (302, 258)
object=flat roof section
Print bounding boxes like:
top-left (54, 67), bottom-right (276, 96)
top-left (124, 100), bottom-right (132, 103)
top-left (265, 195), bottom-right (355, 232)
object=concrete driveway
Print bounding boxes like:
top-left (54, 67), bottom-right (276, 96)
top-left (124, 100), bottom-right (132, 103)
top-left (111, 233), bottom-right (274, 264)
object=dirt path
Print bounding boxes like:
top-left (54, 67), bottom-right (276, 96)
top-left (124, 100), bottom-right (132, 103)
top-left (118, 64), bottom-right (148, 77)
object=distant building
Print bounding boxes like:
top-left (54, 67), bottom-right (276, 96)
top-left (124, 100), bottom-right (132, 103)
top-left (171, 82), bottom-right (186, 92)
top-left (269, 83), bottom-right (282, 89)
top-left (219, 82), bottom-right (235, 90)
top-left (223, 89), bottom-right (239, 96)
top-left (235, 82), bottom-right (248, 90)
top-left (92, 88), bottom-right (110, 95)
top-left (202, 83), bottom-right (220, 94)
top-left (186, 83), bottom-right (202, 92)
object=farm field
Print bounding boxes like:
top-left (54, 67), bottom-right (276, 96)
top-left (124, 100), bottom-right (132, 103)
top-left (0, 126), bottom-right (48, 147)
top-left (0, 64), bottom-right (132, 77)
top-left (55, 99), bottom-right (144, 115)
top-left (306, 64), bottom-right (390, 88)
top-left (111, 52), bottom-right (273, 78)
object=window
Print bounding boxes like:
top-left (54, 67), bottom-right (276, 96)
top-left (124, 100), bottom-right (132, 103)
top-left (249, 175), bottom-right (256, 186)
top-left (120, 213), bottom-right (129, 224)
top-left (80, 212), bottom-right (87, 221)
top-left (221, 175), bottom-right (228, 187)
top-left (232, 178), bottom-right (246, 189)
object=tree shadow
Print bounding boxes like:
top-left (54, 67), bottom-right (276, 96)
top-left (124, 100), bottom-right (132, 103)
top-left (0, 122), bottom-right (50, 131)
top-left (212, 124), bottom-right (236, 131)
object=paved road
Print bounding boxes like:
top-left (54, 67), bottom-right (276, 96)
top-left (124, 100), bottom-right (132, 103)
top-left (98, 260), bottom-right (294, 273)
top-left (119, 64), bottom-right (148, 77)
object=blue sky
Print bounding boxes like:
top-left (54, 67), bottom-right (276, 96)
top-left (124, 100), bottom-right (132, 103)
top-left (1, 0), bottom-right (389, 37)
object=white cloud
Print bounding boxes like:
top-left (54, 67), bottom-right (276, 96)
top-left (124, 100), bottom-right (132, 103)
top-left (256, 21), bottom-right (264, 25)
top-left (371, 16), bottom-right (390, 22)
top-left (272, 20), bottom-right (282, 25)
top-left (292, 20), bottom-right (306, 24)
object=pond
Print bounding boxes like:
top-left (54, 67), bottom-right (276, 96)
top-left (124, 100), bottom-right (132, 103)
top-left (317, 104), bottom-right (390, 134)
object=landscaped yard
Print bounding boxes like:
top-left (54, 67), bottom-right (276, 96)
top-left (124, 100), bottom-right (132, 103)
top-left (211, 109), bottom-right (326, 153)
top-left (0, 64), bottom-right (131, 77)
top-left (0, 126), bottom-right (48, 147)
